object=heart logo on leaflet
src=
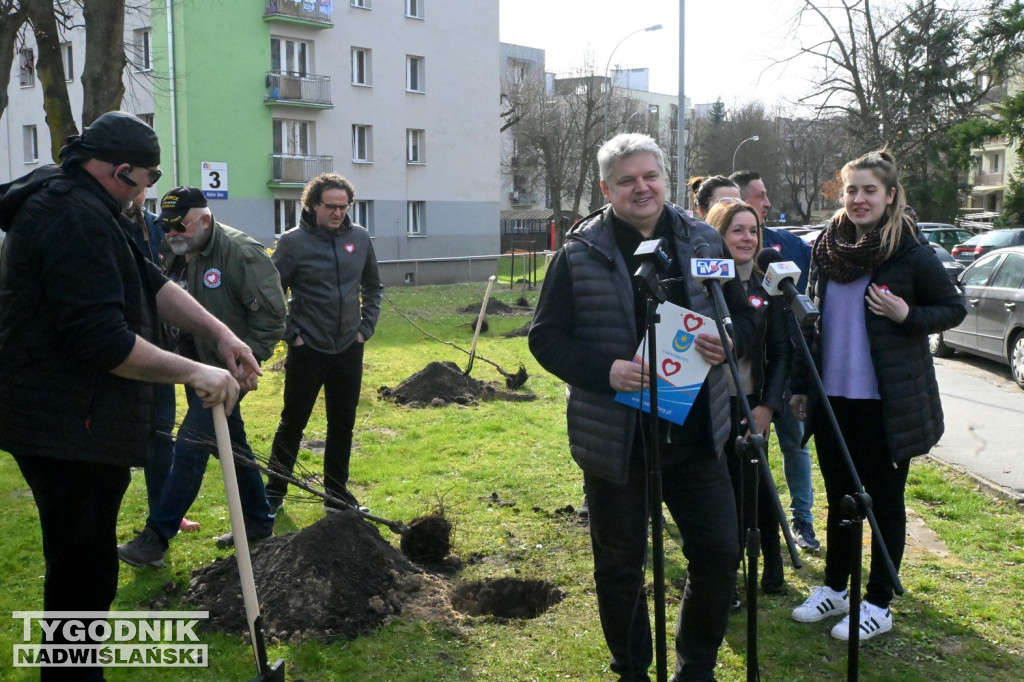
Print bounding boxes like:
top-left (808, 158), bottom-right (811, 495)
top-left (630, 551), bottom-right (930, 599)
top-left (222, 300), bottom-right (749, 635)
top-left (683, 314), bottom-right (703, 332)
top-left (662, 359), bottom-right (681, 377)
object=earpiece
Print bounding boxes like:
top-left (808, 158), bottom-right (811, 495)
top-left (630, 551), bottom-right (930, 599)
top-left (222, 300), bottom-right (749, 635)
top-left (116, 168), bottom-right (138, 187)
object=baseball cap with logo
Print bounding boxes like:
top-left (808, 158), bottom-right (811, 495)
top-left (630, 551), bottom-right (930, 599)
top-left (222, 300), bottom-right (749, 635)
top-left (158, 186), bottom-right (208, 226)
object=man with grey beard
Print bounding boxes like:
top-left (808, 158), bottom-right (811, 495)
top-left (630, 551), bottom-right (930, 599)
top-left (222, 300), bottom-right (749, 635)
top-left (118, 187), bottom-right (287, 568)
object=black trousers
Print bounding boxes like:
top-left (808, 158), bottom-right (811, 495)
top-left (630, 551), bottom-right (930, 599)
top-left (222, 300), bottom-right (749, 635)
top-left (267, 341), bottom-right (364, 502)
top-left (812, 397), bottom-right (909, 609)
top-left (15, 454), bottom-right (131, 681)
top-left (584, 433), bottom-right (738, 682)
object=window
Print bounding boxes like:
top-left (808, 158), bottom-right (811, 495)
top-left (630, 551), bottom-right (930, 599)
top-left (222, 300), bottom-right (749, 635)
top-left (992, 154), bottom-right (1000, 172)
top-left (990, 254), bottom-right (1024, 290)
top-left (19, 48), bottom-right (34, 87)
top-left (23, 126), bottom-right (38, 163)
top-left (407, 201), bottom-right (425, 235)
top-left (351, 48), bottom-right (371, 86)
top-left (274, 199), bottom-right (301, 238)
top-left (351, 0), bottom-right (371, 7)
top-left (352, 200), bottom-right (373, 236)
top-left (133, 28), bottom-right (152, 71)
top-left (61, 42), bottom-right (73, 82)
top-left (271, 37), bottom-right (309, 77)
top-left (507, 59), bottom-right (528, 85)
top-left (406, 55), bottom-right (424, 92)
top-left (274, 119), bottom-right (311, 155)
top-left (406, 0), bottom-right (423, 18)
top-left (406, 129), bottom-right (425, 164)
top-left (138, 113), bottom-right (155, 129)
top-left (352, 125), bottom-right (373, 162)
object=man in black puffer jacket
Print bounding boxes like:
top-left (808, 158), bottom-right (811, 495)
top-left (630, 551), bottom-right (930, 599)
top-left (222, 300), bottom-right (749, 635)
top-left (0, 112), bottom-right (260, 680)
top-left (530, 134), bottom-right (755, 682)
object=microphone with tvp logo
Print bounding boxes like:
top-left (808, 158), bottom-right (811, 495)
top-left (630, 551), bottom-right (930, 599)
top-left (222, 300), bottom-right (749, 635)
top-left (756, 248), bottom-right (819, 325)
top-left (690, 237), bottom-right (736, 339)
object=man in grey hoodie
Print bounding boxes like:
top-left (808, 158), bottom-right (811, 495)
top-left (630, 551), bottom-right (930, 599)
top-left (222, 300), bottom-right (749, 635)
top-left (266, 173), bottom-right (383, 514)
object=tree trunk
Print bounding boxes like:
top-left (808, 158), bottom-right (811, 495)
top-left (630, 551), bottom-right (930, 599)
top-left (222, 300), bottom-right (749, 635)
top-left (80, 0), bottom-right (126, 125)
top-left (0, 3), bottom-right (25, 123)
top-left (24, 0), bottom-right (78, 161)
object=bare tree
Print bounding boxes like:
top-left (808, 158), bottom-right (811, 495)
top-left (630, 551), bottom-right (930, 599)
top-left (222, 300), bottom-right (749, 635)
top-left (0, 2), bottom-right (23, 121)
top-left (778, 116), bottom-right (846, 224)
top-left (23, 0), bottom-right (77, 160)
top-left (80, 0), bottom-right (126, 126)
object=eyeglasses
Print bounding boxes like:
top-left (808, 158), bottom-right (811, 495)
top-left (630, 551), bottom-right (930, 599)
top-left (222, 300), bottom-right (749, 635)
top-left (320, 202), bottom-right (349, 213)
top-left (142, 167), bottom-right (163, 187)
top-left (161, 216), bottom-right (197, 234)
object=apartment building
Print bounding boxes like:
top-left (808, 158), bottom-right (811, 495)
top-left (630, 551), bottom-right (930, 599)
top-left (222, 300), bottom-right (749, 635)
top-left (965, 70), bottom-right (1023, 219)
top-left (1, 0), bottom-right (501, 285)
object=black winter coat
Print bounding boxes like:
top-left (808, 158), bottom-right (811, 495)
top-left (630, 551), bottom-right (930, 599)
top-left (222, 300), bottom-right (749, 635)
top-left (792, 225), bottom-right (967, 464)
top-left (0, 164), bottom-right (166, 466)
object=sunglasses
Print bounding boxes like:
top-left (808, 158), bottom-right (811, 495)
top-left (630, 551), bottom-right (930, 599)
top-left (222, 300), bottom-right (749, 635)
top-left (143, 167), bottom-right (163, 187)
top-left (160, 216), bottom-right (198, 234)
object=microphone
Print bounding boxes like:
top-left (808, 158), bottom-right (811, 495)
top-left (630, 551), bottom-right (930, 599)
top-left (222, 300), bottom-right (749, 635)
top-left (691, 237), bottom-right (735, 339)
top-left (633, 238), bottom-right (673, 304)
top-left (756, 248), bottom-right (819, 325)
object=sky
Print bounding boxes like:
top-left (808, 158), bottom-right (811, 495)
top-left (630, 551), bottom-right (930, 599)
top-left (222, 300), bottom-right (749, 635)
top-left (499, 0), bottom-right (821, 110)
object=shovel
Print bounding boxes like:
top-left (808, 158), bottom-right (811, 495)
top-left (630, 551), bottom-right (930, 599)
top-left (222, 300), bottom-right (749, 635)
top-left (465, 275), bottom-right (496, 376)
top-left (213, 404), bottom-right (285, 681)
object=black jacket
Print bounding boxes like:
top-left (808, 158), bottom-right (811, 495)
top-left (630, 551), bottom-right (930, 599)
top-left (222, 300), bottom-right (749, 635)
top-left (793, 224), bottom-right (967, 464)
top-left (0, 164), bottom-right (167, 466)
top-left (740, 271), bottom-right (792, 415)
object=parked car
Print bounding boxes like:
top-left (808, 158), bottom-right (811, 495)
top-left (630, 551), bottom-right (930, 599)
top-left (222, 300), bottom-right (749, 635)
top-left (929, 242), bottom-right (966, 283)
top-left (950, 228), bottom-right (1024, 265)
top-left (919, 223), bottom-right (974, 253)
top-left (929, 246), bottom-right (1024, 388)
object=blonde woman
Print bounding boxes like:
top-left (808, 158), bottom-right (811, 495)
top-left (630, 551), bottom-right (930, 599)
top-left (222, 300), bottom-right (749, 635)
top-left (790, 151), bottom-right (966, 641)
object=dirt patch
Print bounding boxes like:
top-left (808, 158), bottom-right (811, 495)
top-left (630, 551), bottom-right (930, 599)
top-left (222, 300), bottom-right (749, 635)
top-left (451, 578), bottom-right (564, 619)
top-left (183, 512), bottom-right (460, 643)
top-left (904, 506), bottom-right (953, 560)
top-left (503, 320), bottom-right (532, 338)
top-left (458, 299), bottom-right (517, 316)
top-left (378, 361), bottom-right (536, 407)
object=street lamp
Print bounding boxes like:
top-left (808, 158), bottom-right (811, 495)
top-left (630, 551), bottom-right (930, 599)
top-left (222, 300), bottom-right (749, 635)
top-left (603, 23), bottom-right (663, 140)
top-left (625, 104), bottom-right (659, 131)
top-left (731, 135), bottom-right (759, 173)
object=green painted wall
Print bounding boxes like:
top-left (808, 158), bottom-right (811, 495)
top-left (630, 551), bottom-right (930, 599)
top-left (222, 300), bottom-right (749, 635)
top-left (151, 0), bottom-right (273, 196)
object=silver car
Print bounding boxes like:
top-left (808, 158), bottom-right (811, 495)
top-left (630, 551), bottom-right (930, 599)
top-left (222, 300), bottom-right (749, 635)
top-left (930, 246), bottom-right (1024, 388)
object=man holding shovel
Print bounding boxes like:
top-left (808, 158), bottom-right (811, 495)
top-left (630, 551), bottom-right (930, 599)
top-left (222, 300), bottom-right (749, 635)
top-left (0, 112), bottom-right (259, 679)
top-left (266, 173), bottom-right (383, 515)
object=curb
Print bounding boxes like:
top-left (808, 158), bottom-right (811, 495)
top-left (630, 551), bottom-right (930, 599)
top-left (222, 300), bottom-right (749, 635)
top-left (927, 454), bottom-right (1024, 505)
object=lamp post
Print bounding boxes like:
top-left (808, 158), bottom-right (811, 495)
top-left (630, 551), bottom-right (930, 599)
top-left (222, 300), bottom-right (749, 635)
top-left (731, 135), bottom-right (759, 173)
top-left (603, 23), bottom-right (663, 141)
top-left (625, 104), bottom-right (659, 131)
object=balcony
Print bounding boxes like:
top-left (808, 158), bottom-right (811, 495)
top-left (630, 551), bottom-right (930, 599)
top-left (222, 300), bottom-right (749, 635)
top-left (264, 0), bottom-right (333, 27)
top-left (973, 171), bottom-right (1005, 187)
top-left (265, 72), bottom-right (332, 108)
top-left (269, 154), bottom-right (333, 186)
top-left (509, 190), bottom-right (538, 207)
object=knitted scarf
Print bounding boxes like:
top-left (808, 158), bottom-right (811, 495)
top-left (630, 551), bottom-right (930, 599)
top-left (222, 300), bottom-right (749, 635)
top-left (813, 216), bottom-right (893, 283)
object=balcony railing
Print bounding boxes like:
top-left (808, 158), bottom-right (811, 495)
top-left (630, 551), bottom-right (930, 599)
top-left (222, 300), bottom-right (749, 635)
top-left (264, 0), bottom-right (333, 25)
top-left (973, 171), bottom-right (1004, 187)
top-left (270, 154), bottom-right (333, 184)
top-left (265, 72), bottom-right (332, 107)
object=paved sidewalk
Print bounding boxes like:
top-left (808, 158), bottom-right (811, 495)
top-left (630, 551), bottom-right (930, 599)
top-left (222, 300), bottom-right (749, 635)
top-left (931, 358), bottom-right (1024, 502)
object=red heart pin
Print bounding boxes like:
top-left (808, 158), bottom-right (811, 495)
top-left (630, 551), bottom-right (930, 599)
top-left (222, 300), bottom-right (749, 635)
top-left (662, 359), bottom-right (681, 377)
top-left (683, 314), bottom-right (703, 332)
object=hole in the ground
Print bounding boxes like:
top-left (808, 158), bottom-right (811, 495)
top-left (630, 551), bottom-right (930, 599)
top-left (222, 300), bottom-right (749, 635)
top-left (451, 578), bottom-right (564, 619)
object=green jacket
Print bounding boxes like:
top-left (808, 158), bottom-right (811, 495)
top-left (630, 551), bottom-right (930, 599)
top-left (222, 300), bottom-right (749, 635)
top-left (162, 219), bottom-right (286, 364)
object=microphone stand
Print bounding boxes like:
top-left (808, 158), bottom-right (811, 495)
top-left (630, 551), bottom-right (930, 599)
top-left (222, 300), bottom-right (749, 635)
top-left (700, 278), bottom-right (802, 682)
top-left (632, 266), bottom-right (668, 682)
top-left (780, 302), bottom-right (903, 682)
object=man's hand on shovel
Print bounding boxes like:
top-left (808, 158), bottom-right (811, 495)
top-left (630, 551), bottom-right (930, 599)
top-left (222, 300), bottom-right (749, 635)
top-left (216, 333), bottom-right (263, 393)
top-left (189, 365), bottom-right (241, 414)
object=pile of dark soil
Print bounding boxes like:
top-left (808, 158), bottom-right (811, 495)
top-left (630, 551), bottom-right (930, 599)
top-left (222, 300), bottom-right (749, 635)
top-left (184, 512), bottom-right (458, 643)
top-left (457, 299), bottom-right (516, 316)
top-left (378, 361), bottom-right (535, 407)
top-left (503, 320), bottom-right (532, 338)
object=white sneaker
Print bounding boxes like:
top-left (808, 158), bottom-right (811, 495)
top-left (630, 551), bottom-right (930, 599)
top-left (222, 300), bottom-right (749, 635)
top-left (792, 586), bottom-right (850, 623)
top-left (831, 601), bottom-right (893, 641)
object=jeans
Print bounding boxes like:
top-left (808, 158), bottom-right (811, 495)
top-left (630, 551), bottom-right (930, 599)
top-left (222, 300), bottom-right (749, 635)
top-left (773, 401), bottom-right (814, 524)
top-left (267, 342), bottom-right (364, 503)
top-left (147, 386), bottom-right (272, 544)
top-left (813, 397), bottom-right (909, 608)
top-left (15, 454), bottom-right (131, 681)
top-left (585, 434), bottom-right (738, 681)
top-left (142, 382), bottom-right (177, 511)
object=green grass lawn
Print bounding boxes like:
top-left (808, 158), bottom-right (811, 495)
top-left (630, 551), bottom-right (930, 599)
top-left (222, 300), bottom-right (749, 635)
top-left (1, 282), bottom-right (1022, 681)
